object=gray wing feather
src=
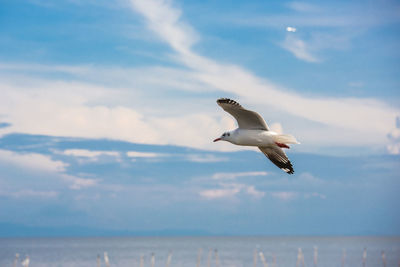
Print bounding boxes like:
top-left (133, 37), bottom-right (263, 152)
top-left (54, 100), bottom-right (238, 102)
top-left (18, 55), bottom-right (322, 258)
top-left (217, 98), bottom-right (269, 130)
top-left (258, 146), bottom-right (294, 174)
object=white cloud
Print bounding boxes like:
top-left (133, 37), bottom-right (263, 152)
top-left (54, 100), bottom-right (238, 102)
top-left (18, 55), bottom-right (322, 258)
top-left (270, 188), bottom-right (326, 201)
top-left (62, 174), bottom-right (98, 190)
top-left (282, 31), bottom-right (353, 63)
top-left (226, 2), bottom-right (397, 64)
top-left (199, 187), bottom-right (240, 199)
top-left (0, 149), bottom-right (67, 173)
top-left (126, 151), bottom-right (228, 162)
top-left (0, 149), bottom-right (98, 190)
top-left (0, 189), bottom-right (58, 199)
top-left (212, 171), bottom-right (267, 180)
top-left (128, 0), bottom-right (399, 151)
top-left (0, 74), bottom-right (240, 151)
top-left (271, 191), bottom-right (298, 201)
top-left (0, 0), bottom-right (398, 155)
top-left (246, 186), bottom-right (266, 198)
top-left (386, 116), bottom-right (400, 155)
top-left (387, 143), bottom-right (400, 155)
top-left (199, 182), bottom-right (265, 200)
top-left (230, 1), bottom-right (400, 29)
top-left (298, 172), bottom-right (324, 185)
top-left (130, 0), bottom-right (198, 53)
top-left (63, 149), bottom-right (120, 159)
top-left (28, 0), bottom-right (127, 9)
top-left (281, 34), bottom-right (319, 62)
top-left (126, 151), bottom-right (164, 158)
top-left (286, 26), bottom-right (297, 32)
top-left (186, 154), bottom-right (228, 163)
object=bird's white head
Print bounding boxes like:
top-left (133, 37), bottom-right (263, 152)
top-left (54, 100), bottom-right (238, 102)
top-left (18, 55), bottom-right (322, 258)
top-left (213, 131), bottom-right (233, 143)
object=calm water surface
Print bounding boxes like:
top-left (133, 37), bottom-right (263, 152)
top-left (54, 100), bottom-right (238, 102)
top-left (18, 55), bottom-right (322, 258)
top-left (1, 236), bottom-right (399, 267)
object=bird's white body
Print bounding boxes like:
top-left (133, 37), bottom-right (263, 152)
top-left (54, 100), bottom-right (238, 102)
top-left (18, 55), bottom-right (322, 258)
top-left (224, 129), bottom-right (277, 147)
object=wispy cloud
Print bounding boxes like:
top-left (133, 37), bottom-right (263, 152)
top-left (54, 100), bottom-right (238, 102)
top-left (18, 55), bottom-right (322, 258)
top-left (286, 26), bottom-right (297, 32)
top-left (281, 34), bottom-right (320, 62)
top-left (298, 172), bottom-right (324, 185)
top-left (212, 171), bottom-right (268, 180)
top-left (387, 116), bottom-right (400, 155)
top-left (28, 0), bottom-right (127, 9)
top-left (0, 149), bottom-right (98, 190)
top-left (0, 149), bottom-right (67, 173)
top-left (126, 151), bottom-right (169, 162)
top-left (199, 172), bottom-right (268, 200)
top-left (128, 0), bottom-right (400, 150)
top-left (281, 29), bottom-right (354, 62)
top-left (199, 187), bottom-right (241, 200)
top-left (186, 154), bottom-right (228, 163)
top-left (130, 0), bottom-right (198, 53)
top-left (271, 191), bottom-right (298, 201)
top-left (0, 73), bottom-right (237, 151)
top-left (63, 149), bottom-right (120, 159)
top-left (246, 185), bottom-right (266, 198)
top-left (0, 0), bottom-right (398, 154)
top-left (199, 182), bottom-right (265, 200)
top-left (229, 1), bottom-right (400, 28)
top-left (126, 151), bottom-right (165, 158)
top-left (221, 1), bottom-right (399, 64)
top-left (270, 191), bottom-right (326, 201)
top-left (62, 174), bottom-right (98, 190)
top-left (0, 189), bottom-right (59, 199)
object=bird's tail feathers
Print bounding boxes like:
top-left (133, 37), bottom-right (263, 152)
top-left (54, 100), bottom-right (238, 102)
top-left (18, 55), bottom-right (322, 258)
top-left (273, 134), bottom-right (300, 144)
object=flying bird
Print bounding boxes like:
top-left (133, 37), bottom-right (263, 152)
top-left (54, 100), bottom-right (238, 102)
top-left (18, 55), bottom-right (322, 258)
top-left (214, 98), bottom-right (299, 174)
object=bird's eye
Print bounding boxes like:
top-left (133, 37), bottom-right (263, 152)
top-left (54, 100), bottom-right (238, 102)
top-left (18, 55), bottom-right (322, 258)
top-left (222, 133), bottom-right (226, 137)
top-left (227, 133), bottom-right (230, 136)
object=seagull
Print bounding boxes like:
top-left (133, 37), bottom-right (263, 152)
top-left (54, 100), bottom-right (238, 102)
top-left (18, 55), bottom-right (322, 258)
top-left (214, 98), bottom-right (299, 174)
top-left (21, 255), bottom-right (30, 267)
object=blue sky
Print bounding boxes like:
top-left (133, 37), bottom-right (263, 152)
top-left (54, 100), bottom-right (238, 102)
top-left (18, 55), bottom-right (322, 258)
top-left (0, 0), bottom-right (399, 236)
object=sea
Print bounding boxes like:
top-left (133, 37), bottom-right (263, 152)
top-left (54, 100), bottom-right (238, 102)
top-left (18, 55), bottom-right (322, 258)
top-left (1, 236), bottom-right (399, 267)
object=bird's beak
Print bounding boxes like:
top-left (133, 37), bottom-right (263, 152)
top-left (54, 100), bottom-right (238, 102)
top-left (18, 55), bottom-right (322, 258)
top-left (213, 137), bottom-right (221, 142)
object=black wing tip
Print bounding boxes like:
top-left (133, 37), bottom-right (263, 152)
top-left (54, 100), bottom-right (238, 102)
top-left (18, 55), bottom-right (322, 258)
top-left (217, 98), bottom-right (242, 107)
top-left (286, 169), bottom-right (295, 175)
top-left (280, 165), bottom-right (294, 174)
top-left (270, 158), bottom-right (294, 174)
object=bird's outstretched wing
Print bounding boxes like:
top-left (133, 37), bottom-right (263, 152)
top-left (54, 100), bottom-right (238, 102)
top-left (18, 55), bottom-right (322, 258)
top-left (217, 98), bottom-right (269, 130)
top-left (258, 146), bottom-right (294, 174)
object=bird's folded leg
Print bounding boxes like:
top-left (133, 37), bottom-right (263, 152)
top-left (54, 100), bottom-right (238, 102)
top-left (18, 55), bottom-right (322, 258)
top-left (275, 142), bottom-right (290, 149)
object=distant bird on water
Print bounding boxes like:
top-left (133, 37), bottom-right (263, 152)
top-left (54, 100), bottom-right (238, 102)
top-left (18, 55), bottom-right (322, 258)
top-left (21, 255), bottom-right (30, 267)
top-left (214, 98), bottom-right (299, 174)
